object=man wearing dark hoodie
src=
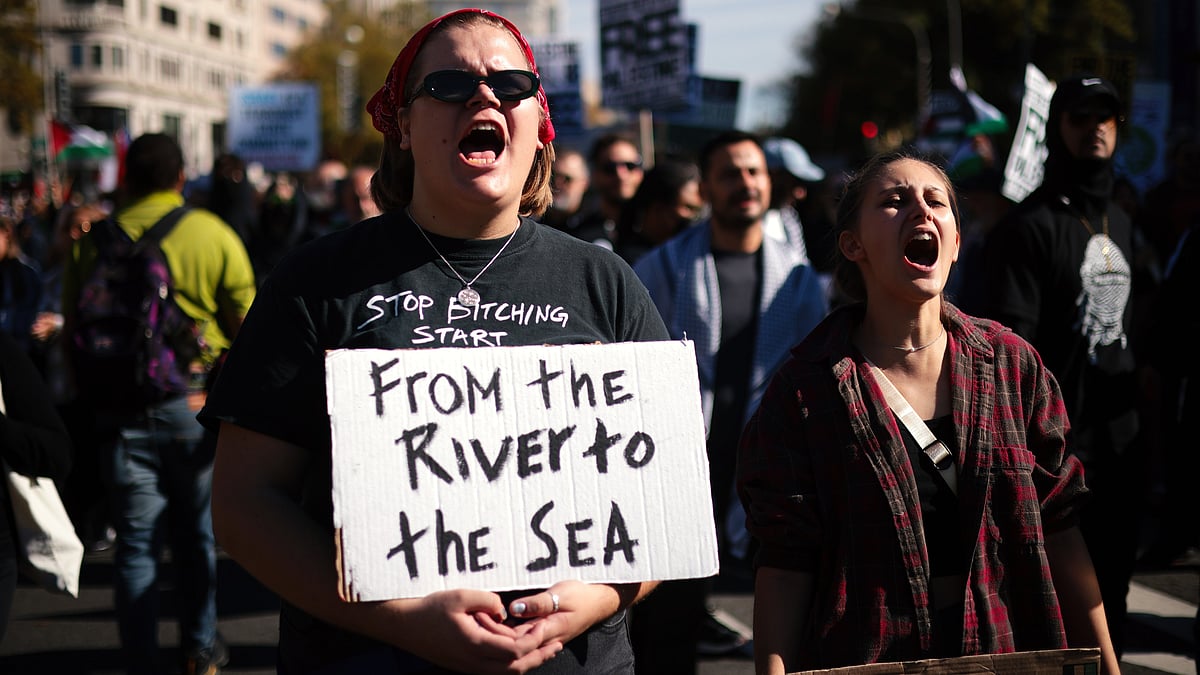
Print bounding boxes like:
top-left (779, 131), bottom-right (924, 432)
top-left (983, 75), bottom-right (1141, 656)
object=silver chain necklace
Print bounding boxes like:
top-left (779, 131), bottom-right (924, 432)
top-left (408, 209), bottom-right (520, 307)
top-left (890, 326), bottom-right (946, 354)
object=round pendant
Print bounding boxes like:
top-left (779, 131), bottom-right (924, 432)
top-left (457, 286), bottom-right (481, 307)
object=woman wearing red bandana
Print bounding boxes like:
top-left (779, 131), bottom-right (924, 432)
top-left (201, 9), bottom-right (667, 674)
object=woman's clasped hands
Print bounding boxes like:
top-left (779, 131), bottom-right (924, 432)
top-left (394, 580), bottom-right (624, 674)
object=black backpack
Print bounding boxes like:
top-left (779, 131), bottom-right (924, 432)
top-left (70, 207), bottom-right (202, 414)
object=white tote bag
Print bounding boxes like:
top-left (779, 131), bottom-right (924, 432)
top-left (1, 374), bottom-right (84, 597)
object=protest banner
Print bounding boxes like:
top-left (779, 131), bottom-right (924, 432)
top-left (791, 648), bottom-right (1100, 674)
top-left (227, 83), bottom-right (320, 172)
top-left (530, 40), bottom-right (585, 133)
top-left (662, 76), bottom-right (742, 129)
top-left (599, 0), bottom-right (690, 111)
top-left (1115, 81), bottom-right (1172, 194)
top-left (327, 341), bottom-right (718, 601)
top-left (1001, 64), bottom-right (1055, 203)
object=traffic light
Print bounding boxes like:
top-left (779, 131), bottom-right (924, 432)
top-left (860, 120), bottom-right (879, 139)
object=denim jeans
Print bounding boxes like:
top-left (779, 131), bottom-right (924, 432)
top-left (101, 396), bottom-right (217, 674)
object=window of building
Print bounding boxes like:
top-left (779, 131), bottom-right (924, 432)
top-left (271, 42), bottom-right (287, 57)
top-left (70, 44), bottom-right (84, 69)
top-left (159, 57), bottom-right (180, 81)
top-left (270, 6), bottom-right (286, 23)
top-left (76, 106), bottom-right (128, 133)
top-left (112, 46), bottom-right (125, 71)
top-left (91, 45), bottom-right (103, 68)
top-left (208, 22), bottom-right (222, 40)
top-left (163, 114), bottom-right (181, 141)
top-left (160, 5), bottom-right (177, 26)
top-left (212, 122), bottom-right (226, 155)
top-left (236, 30), bottom-right (244, 49)
top-left (297, 17), bottom-right (308, 31)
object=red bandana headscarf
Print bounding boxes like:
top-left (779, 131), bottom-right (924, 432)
top-left (366, 8), bottom-right (556, 144)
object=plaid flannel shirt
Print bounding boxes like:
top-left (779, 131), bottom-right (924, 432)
top-left (737, 303), bottom-right (1089, 669)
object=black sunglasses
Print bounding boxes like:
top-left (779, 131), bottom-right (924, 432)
top-left (1067, 109), bottom-right (1119, 127)
top-left (600, 160), bottom-right (643, 175)
top-left (409, 69), bottom-right (540, 104)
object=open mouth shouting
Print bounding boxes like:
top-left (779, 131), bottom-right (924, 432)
top-left (904, 230), bottom-right (939, 270)
top-left (461, 121), bottom-right (505, 166)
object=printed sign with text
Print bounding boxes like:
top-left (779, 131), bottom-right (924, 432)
top-left (1002, 64), bottom-right (1055, 203)
top-left (227, 83), bottom-right (320, 172)
top-left (599, 0), bottom-right (690, 111)
top-left (327, 341), bottom-right (718, 601)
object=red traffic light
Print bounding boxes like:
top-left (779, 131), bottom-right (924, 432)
top-left (860, 121), bottom-right (879, 139)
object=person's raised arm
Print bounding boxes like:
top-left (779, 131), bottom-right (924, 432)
top-left (1045, 526), bottom-right (1120, 675)
top-left (753, 566), bottom-right (813, 675)
top-left (211, 422), bottom-right (562, 674)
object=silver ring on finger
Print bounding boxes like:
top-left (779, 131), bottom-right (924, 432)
top-left (551, 593), bottom-right (560, 612)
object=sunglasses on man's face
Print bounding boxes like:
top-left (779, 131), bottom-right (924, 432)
top-left (1067, 109), bottom-right (1118, 127)
top-left (599, 160), bottom-right (643, 175)
top-left (409, 69), bottom-right (540, 104)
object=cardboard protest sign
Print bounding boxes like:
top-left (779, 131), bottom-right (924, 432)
top-left (327, 341), bottom-right (718, 601)
top-left (1001, 63), bottom-right (1055, 203)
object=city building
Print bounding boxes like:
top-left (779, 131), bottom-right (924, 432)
top-left (4, 0), bottom-right (562, 181)
top-left (27, 0), bottom-right (328, 178)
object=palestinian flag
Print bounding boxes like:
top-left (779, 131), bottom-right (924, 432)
top-left (918, 88), bottom-right (1009, 164)
top-left (960, 90), bottom-right (1008, 137)
top-left (49, 120), bottom-right (114, 163)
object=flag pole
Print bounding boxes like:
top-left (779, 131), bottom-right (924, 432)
top-left (639, 109), bottom-right (655, 170)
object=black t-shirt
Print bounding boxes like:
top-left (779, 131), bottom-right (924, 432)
top-left (897, 415), bottom-right (962, 578)
top-left (200, 212), bottom-right (668, 673)
top-left (983, 199), bottom-right (1138, 455)
top-left (707, 248), bottom-right (760, 519)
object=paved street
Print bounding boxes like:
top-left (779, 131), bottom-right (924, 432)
top-left (0, 547), bottom-right (1194, 674)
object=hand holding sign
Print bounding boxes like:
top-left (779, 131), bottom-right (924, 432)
top-left (326, 341), bottom-right (717, 602)
top-left (371, 589), bottom-right (562, 673)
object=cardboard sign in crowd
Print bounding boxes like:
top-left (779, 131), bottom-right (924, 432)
top-left (327, 341), bottom-right (719, 601)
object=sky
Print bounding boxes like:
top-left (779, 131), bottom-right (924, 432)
top-left (560, 0), bottom-right (828, 130)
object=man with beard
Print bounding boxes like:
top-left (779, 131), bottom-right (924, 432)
top-left (983, 75), bottom-right (1143, 657)
top-left (632, 131), bottom-right (827, 672)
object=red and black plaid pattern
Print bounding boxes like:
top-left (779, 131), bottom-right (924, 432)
top-left (737, 303), bottom-right (1089, 669)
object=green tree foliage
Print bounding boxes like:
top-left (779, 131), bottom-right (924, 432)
top-left (274, 0), bottom-right (431, 165)
top-left (782, 0), bottom-right (1135, 161)
top-left (0, 0), bottom-right (43, 134)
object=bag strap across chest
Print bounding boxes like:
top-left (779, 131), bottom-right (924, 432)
top-left (103, 205), bottom-right (191, 254)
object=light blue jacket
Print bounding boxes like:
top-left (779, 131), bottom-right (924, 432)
top-left (633, 215), bottom-right (828, 431)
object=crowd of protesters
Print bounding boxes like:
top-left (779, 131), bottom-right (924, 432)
top-left (0, 44), bottom-right (1196, 674)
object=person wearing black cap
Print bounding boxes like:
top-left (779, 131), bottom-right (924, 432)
top-left (983, 74), bottom-right (1141, 663)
